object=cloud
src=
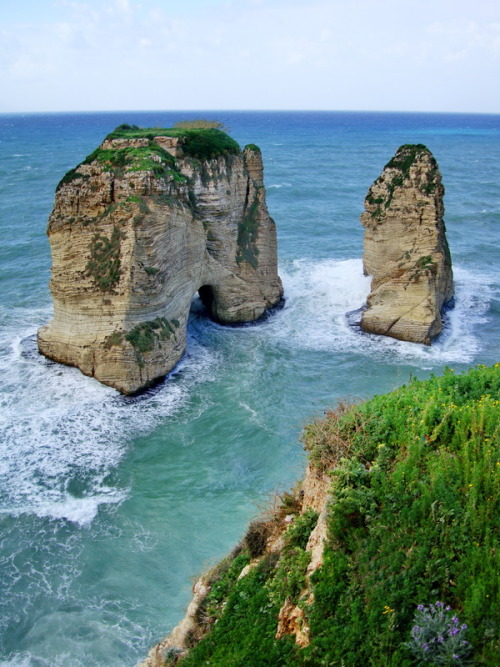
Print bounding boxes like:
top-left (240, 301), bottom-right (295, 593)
top-left (0, 0), bottom-right (499, 112)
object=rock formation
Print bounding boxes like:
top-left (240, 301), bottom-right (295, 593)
top-left (37, 125), bottom-right (283, 393)
top-left (360, 144), bottom-right (454, 344)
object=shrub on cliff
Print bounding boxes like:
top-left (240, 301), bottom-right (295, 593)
top-left (174, 364), bottom-right (499, 666)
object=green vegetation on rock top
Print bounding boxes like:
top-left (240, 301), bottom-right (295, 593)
top-left (174, 364), bottom-right (499, 666)
top-left (56, 124), bottom-right (241, 190)
top-left (384, 143), bottom-right (433, 176)
top-left (105, 123), bottom-right (241, 160)
top-left (366, 144), bottom-right (439, 219)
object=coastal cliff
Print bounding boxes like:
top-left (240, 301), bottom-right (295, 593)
top-left (37, 125), bottom-right (283, 394)
top-left (138, 365), bottom-right (499, 666)
top-left (361, 144), bottom-right (454, 344)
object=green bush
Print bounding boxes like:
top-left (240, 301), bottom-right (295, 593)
top-left (124, 317), bottom-right (179, 366)
top-left (302, 364), bottom-right (500, 665)
top-left (181, 558), bottom-right (296, 667)
top-left (175, 365), bottom-right (499, 666)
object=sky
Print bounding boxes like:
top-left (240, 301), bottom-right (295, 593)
top-left (1, 0), bottom-right (499, 113)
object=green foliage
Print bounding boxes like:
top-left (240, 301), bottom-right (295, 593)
top-left (56, 167), bottom-right (88, 191)
top-left (144, 266), bottom-right (159, 276)
top-left (104, 124), bottom-right (240, 161)
top-left (267, 547), bottom-right (312, 608)
top-left (236, 198), bottom-right (260, 268)
top-left (385, 144), bottom-right (431, 176)
top-left (181, 558), bottom-right (296, 667)
top-left (368, 144), bottom-right (438, 219)
top-left (81, 143), bottom-right (184, 180)
top-left (178, 366), bottom-right (499, 666)
top-left (244, 144), bottom-right (261, 152)
top-left (301, 364), bottom-right (500, 665)
top-left (200, 552), bottom-right (251, 624)
top-left (266, 510), bottom-right (318, 607)
top-left (181, 129), bottom-right (240, 161)
top-left (57, 124), bottom-right (240, 195)
top-left (85, 226), bottom-right (124, 291)
top-left (409, 255), bottom-right (437, 282)
top-left (416, 255), bottom-right (434, 268)
top-left (125, 317), bottom-right (179, 366)
top-left (285, 509), bottom-right (319, 550)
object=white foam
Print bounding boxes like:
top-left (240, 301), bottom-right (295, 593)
top-left (267, 257), bottom-right (494, 368)
top-left (268, 182), bottom-right (292, 189)
top-left (0, 308), bottom-right (219, 526)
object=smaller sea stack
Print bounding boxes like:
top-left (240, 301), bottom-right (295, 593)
top-left (360, 144), bottom-right (454, 344)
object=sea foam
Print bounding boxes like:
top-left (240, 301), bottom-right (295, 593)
top-left (269, 258), bottom-right (494, 368)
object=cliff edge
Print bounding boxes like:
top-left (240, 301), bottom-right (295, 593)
top-left (360, 144), bottom-right (454, 344)
top-left (138, 365), bottom-right (499, 666)
top-left (37, 125), bottom-right (283, 394)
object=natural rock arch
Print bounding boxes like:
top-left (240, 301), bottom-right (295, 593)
top-left (38, 126), bottom-right (283, 394)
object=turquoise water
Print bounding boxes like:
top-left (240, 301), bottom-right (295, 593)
top-left (0, 112), bottom-right (499, 666)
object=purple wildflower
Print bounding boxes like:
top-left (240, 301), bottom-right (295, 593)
top-left (451, 616), bottom-right (459, 625)
top-left (461, 624), bottom-right (468, 630)
top-left (449, 627), bottom-right (460, 637)
top-left (417, 604), bottom-right (425, 611)
top-left (452, 655), bottom-right (459, 660)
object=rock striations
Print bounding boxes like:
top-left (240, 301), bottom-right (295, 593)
top-left (37, 126), bottom-right (283, 394)
top-left (360, 144), bottom-right (454, 344)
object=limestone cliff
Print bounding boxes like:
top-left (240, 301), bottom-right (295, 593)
top-left (360, 144), bottom-right (454, 344)
top-left (37, 126), bottom-right (283, 394)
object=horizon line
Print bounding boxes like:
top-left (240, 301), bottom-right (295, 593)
top-left (1, 109), bottom-right (499, 117)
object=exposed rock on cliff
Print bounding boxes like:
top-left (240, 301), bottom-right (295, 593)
top-left (360, 144), bottom-right (454, 344)
top-left (38, 125), bottom-right (283, 394)
top-left (137, 463), bottom-right (331, 667)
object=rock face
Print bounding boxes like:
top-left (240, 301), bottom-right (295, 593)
top-left (360, 144), bottom-right (454, 344)
top-left (137, 462), bottom-right (331, 666)
top-left (37, 126), bottom-right (283, 394)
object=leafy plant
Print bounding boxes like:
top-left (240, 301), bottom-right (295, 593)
top-left (236, 198), bottom-right (260, 268)
top-left (85, 226), bottom-right (124, 291)
top-left (124, 317), bottom-right (179, 366)
top-left (405, 602), bottom-right (472, 664)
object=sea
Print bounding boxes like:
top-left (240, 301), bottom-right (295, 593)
top-left (0, 111), bottom-right (499, 666)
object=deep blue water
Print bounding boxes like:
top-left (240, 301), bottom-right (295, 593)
top-left (0, 111), bottom-right (499, 666)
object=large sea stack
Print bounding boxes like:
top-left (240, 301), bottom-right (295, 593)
top-left (360, 144), bottom-right (454, 344)
top-left (37, 125), bottom-right (283, 394)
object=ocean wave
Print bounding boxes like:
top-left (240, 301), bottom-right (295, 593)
top-left (268, 182), bottom-right (292, 189)
top-left (267, 257), bottom-right (494, 368)
top-left (0, 313), bottom-right (220, 527)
